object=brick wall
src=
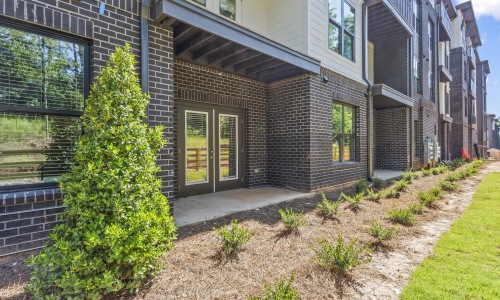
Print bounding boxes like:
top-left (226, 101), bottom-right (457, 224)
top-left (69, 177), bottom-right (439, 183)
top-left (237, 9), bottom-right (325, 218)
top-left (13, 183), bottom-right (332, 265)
top-left (0, 0), bottom-right (173, 257)
top-left (374, 107), bottom-right (411, 170)
top-left (449, 47), bottom-right (468, 158)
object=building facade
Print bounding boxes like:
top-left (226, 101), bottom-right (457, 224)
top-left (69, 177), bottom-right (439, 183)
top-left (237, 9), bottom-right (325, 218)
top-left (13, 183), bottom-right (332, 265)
top-left (0, 0), bottom-right (494, 258)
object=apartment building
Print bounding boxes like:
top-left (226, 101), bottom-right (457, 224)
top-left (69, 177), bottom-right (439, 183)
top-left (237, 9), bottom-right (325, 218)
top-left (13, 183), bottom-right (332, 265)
top-left (487, 114), bottom-right (500, 150)
top-left (476, 59), bottom-right (490, 157)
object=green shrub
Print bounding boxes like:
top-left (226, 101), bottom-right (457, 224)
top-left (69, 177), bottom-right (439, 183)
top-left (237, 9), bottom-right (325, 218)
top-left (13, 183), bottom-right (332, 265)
top-left (450, 158), bottom-right (467, 169)
top-left (311, 233), bottom-right (372, 273)
top-left (417, 188), bottom-right (441, 207)
top-left (341, 192), bottom-right (365, 210)
top-left (439, 180), bottom-right (457, 192)
top-left (355, 180), bottom-right (368, 193)
top-left (317, 193), bottom-right (342, 219)
top-left (372, 177), bottom-right (384, 189)
top-left (402, 170), bottom-right (419, 183)
top-left (393, 179), bottom-right (409, 192)
top-left (368, 221), bottom-right (398, 242)
top-left (388, 208), bottom-right (416, 226)
top-left (444, 173), bottom-right (460, 182)
top-left (421, 168), bottom-right (432, 177)
top-left (26, 44), bottom-right (177, 300)
top-left (408, 202), bottom-right (424, 214)
top-left (429, 187), bottom-right (443, 199)
top-left (249, 275), bottom-right (301, 300)
top-left (457, 170), bottom-right (469, 180)
top-left (385, 188), bottom-right (397, 199)
top-left (431, 168), bottom-right (440, 175)
top-left (366, 188), bottom-right (383, 202)
top-left (437, 165), bottom-right (448, 174)
top-left (279, 208), bottom-right (305, 234)
top-left (214, 220), bottom-right (254, 256)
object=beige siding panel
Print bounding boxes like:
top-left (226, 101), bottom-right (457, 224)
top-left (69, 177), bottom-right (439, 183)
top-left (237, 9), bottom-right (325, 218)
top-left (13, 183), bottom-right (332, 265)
top-left (266, 0), bottom-right (307, 53)
top-left (368, 42), bottom-right (374, 83)
top-left (307, 0), bottom-right (364, 84)
top-left (241, 0), bottom-right (268, 35)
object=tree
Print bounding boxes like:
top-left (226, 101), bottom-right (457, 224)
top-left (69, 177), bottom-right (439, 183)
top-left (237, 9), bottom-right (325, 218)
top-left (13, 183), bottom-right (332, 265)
top-left (26, 44), bottom-right (177, 299)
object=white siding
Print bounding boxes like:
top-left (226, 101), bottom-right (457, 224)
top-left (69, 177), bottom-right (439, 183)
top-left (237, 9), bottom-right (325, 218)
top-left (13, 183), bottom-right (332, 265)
top-left (266, 0), bottom-right (308, 53)
top-left (307, 0), bottom-right (364, 83)
top-left (451, 11), bottom-right (464, 49)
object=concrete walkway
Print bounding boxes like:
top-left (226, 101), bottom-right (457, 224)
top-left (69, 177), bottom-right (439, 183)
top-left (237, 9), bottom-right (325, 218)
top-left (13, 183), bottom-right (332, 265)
top-left (173, 187), bottom-right (312, 226)
top-left (373, 169), bottom-right (404, 180)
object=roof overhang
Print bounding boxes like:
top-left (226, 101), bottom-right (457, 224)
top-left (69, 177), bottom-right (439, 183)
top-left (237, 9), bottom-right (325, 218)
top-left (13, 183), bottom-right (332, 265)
top-left (440, 0), bottom-right (457, 19)
top-left (367, 0), bottom-right (414, 42)
top-left (372, 84), bottom-right (413, 109)
top-left (456, 1), bottom-right (482, 47)
top-left (154, 0), bottom-right (321, 82)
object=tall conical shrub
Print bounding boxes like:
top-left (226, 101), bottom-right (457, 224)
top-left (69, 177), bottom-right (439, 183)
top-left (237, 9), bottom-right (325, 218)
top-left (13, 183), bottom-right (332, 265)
top-left (27, 44), bottom-right (177, 299)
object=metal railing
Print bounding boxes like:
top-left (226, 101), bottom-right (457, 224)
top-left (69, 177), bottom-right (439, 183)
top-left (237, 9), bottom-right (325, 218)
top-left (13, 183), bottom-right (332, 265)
top-left (445, 93), bottom-right (450, 115)
top-left (471, 114), bottom-right (477, 125)
top-left (387, 0), bottom-right (414, 29)
top-left (438, 2), bottom-right (451, 36)
top-left (470, 80), bottom-right (476, 96)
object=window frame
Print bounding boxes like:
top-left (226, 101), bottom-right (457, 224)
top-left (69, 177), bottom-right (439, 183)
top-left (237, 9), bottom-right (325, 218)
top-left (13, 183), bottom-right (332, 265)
top-left (332, 102), bottom-right (356, 163)
top-left (0, 20), bottom-right (90, 192)
top-left (328, 0), bottom-right (356, 62)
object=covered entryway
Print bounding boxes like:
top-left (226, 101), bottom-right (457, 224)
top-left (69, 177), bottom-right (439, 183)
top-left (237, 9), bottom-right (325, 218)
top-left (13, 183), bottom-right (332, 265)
top-left (178, 102), bottom-right (244, 197)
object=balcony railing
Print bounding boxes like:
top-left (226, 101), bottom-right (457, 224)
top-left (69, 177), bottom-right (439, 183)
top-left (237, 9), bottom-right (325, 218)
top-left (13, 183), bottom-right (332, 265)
top-left (445, 93), bottom-right (450, 115)
top-left (387, 0), bottom-right (414, 29)
top-left (471, 114), bottom-right (477, 125)
top-left (470, 80), bottom-right (477, 98)
top-left (438, 2), bottom-right (451, 41)
top-left (467, 46), bottom-right (476, 69)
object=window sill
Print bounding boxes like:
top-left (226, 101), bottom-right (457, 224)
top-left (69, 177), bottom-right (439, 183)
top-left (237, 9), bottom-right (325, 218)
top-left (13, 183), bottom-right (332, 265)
top-left (331, 161), bottom-right (361, 168)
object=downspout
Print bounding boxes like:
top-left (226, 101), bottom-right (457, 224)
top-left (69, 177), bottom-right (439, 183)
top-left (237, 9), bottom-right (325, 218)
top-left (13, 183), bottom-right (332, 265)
top-left (362, 2), bottom-right (373, 180)
top-left (409, 36), bottom-right (414, 169)
top-left (436, 9), bottom-right (442, 162)
top-left (141, 0), bottom-right (150, 118)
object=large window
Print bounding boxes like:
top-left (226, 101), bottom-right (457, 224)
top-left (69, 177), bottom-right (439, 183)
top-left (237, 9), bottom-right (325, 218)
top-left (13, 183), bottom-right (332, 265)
top-left (332, 103), bottom-right (355, 162)
top-left (0, 23), bottom-right (88, 189)
top-left (219, 0), bottom-right (236, 20)
top-left (328, 0), bottom-right (355, 61)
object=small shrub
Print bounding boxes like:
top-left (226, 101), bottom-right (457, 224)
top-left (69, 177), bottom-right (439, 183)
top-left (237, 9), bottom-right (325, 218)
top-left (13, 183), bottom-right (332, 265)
top-left (317, 193), bottom-right (342, 219)
top-left (421, 168), bottom-right (432, 177)
top-left (372, 177), bottom-right (384, 189)
top-left (450, 158), bottom-right (467, 169)
top-left (444, 172), bottom-right (460, 182)
top-left (366, 188), bottom-right (383, 202)
top-left (408, 202), bottom-right (424, 214)
top-left (393, 179), bottom-right (409, 192)
top-left (385, 188), bottom-right (397, 199)
top-left (402, 170), bottom-right (419, 183)
top-left (439, 180), bottom-right (457, 192)
top-left (429, 187), bottom-right (442, 199)
top-left (355, 180), bottom-right (368, 193)
top-left (388, 208), bottom-right (416, 226)
top-left (214, 219), bottom-right (254, 256)
top-left (341, 192), bottom-right (365, 210)
top-left (249, 275), bottom-right (301, 300)
top-left (431, 168), bottom-right (440, 175)
top-left (279, 208), bottom-right (305, 234)
top-left (311, 233), bottom-right (372, 273)
top-left (437, 165), bottom-right (448, 174)
top-left (457, 170), bottom-right (469, 180)
top-left (368, 221), bottom-right (398, 243)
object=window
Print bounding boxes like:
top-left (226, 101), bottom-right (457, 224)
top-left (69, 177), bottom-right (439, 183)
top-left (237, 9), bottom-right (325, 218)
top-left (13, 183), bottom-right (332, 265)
top-left (192, 0), bottom-right (206, 6)
top-left (332, 103), bottom-right (355, 162)
top-left (219, 0), bottom-right (236, 20)
top-left (0, 23), bottom-right (88, 189)
top-left (328, 0), bottom-right (355, 61)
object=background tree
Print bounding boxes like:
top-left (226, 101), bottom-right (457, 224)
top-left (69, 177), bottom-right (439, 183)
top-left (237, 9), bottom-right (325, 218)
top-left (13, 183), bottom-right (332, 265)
top-left (26, 44), bottom-right (177, 299)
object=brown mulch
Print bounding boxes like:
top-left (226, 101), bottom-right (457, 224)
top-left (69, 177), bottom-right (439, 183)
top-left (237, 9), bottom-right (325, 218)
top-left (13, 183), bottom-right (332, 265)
top-left (1, 161), bottom-right (497, 300)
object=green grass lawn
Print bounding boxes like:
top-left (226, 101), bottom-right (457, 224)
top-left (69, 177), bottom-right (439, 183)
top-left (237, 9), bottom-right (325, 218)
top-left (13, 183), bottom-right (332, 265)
top-left (401, 172), bottom-right (500, 300)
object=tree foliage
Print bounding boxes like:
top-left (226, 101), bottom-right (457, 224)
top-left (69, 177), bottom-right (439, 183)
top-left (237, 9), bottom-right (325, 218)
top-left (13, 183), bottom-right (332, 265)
top-left (26, 44), bottom-right (177, 299)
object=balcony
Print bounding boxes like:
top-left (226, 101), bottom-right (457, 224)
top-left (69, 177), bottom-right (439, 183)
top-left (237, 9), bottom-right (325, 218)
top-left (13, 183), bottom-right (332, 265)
top-left (438, 2), bottom-right (452, 41)
top-left (470, 114), bottom-right (477, 127)
top-left (469, 80), bottom-right (476, 99)
top-left (367, 0), bottom-right (414, 40)
top-left (372, 84), bottom-right (414, 109)
top-left (439, 64), bottom-right (452, 82)
top-left (467, 46), bottom-right (476, 70)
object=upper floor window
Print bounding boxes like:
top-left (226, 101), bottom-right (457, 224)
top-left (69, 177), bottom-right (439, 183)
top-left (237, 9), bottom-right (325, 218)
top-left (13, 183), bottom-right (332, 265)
top-left (0, 23), bottom-right (88, 190)
top-left (219, 0), bottom-right (236, 20)
top-left (192, 0), bottom-right (206, 6)
top-left (332, 102), bottom-right (355, 162)
top-left (328, 0), bottom-right (355, 61)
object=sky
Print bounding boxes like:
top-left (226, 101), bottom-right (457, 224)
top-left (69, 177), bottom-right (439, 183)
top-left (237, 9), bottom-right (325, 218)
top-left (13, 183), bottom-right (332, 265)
top-left (455, 0), bottom-right (500, 117)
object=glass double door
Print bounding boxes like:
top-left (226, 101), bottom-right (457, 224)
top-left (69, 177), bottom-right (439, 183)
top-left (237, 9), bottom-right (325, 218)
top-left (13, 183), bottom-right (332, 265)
top-left (178, 104), bottom-right (244, 197)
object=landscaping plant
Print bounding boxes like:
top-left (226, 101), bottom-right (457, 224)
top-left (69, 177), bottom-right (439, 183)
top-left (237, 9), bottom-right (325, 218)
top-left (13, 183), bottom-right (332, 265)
top-left (279, 208), bottom-right (306, 234)
top-left (388, 207), bottom-right (416, 226)
top-left (355, 179), bottom-right (368, 193)
top-left (408, 202), bottom-right (424, 215)
top-left (393, 179), bottom-right (409, 192)
top-left (402, 169), bottom-right (419, 183)
top-left (341, 192), bottom-right (365, 211)
top-left (368, 221), bottom-right (398, 243)
top-left (214, 219), bottom-right (254, 256)
top-left (385, 188), bottom-right (398, 199)
top-left (439, 180), bottom-right (457, 192)
top-left (366, 188), bottom-right (383, 202)
top-left (312, 233), bottom-right (372, 273)
top-left (317, 193), bottom-right (342, 219)
top-left (249, 275), bottom-right (301, 300)
top-left (372, 177), bottom-right (384, 189)
top-left (26, 44), bottom-right (177, 300)
top-left (421, 168), bottom-right (432, 177)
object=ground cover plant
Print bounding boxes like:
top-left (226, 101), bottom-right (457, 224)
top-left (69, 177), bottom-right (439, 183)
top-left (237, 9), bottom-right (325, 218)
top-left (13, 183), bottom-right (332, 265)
top-left (387, 207), bottom-right (416, 226)
top-left (393, 179), bottom-right (409, 192)
top-left (249, 275), bottom-right (301, 300)
top-left (367, 221), bottom-right (398, 243)
top-left (214, 219), bottom-right (254, 256)
top-left (355, 179), bottom-right (367, 193)
top-left (401, 172), bottom-right (500, 300)
top-left (316, 193), bottom-right (342, 219)
top-left (439, 180), bottom-right (457, 192)
top-left (312, 233), bottom-right (372, 273)
top-left (372, 177), bottom-right (384, 188)
top-left (341, 192), bottom-right (365, 211)
top-left (385, 188), bottom-right (398, 199)
top-left (279, 208), bottom-right (305, 234)
top-left (421, 168), bottom-right (432, 177)
top-left (25, 44), bottom-right (177, 300)
top-left (366, 188), bottom-right (383, 202)
top-left (402, 169), bottom-right (419, 183)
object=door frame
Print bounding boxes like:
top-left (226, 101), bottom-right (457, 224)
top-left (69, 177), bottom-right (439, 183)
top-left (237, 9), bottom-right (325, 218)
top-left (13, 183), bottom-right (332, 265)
top-left (176, 100), bottom-right (247, 198)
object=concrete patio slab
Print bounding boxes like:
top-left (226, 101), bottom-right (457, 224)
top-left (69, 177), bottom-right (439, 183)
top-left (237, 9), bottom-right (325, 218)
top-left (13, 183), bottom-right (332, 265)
top-left (373, 169), bottom-right (404, 180)
top-left (173, 187), bottom-right (312, 227)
